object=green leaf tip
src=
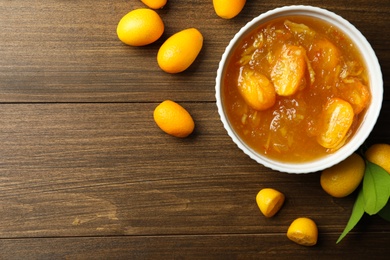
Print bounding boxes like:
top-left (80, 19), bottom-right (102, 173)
top-left (337, 189), bottom-right (365, 244)
top-left (363, 161), bottom-right (390, 215)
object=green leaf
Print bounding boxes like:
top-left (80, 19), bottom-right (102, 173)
top-left (363, 161), bottom-right (390, 215)
top-left (337, 188), bottom-right (365, 244)
top-left (378, 200), bottom-right (390, 222)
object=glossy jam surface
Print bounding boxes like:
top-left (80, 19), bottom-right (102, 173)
top-left (223, 16), bottom-right (370, 162)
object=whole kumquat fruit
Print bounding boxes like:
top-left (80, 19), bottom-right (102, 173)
top-left (365, 143), bottom-right (390, 174)
top-left (320, 153), bottom-right (365, 198)
top-left (141, 0), bottom-right (167, 9)
top-left (117, 8), bottom-right (164, 46)
top-left (213, 0), bottom-right (246, 19)
top-left (287, 217), bottom-right (318, 246)
top-left (153, 100), bottom-right (195, 138)
top-left (157, 28), bottom-right (203, 73)
top-left (256, 188), bottom-right (285, 218)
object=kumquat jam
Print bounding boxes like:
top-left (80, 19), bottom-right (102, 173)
top-left (223, 16), bottom-right (370, 162)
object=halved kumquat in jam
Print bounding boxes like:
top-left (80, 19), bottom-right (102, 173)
top-left (237, 69), bottom-right (276, 110)
top-left (271, 45), bottom-right (307, 96)
top-left (316, 98), bottom-right (354, 150)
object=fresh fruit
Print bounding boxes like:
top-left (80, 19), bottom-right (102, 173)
top-left (256, 188), bottom-right (285, 218)
top-left (157, 28), bottom-right (203, 73)
top-left (213, 0), bottom-right (246, 19)
top-left (365, 143), bottom-right (390, 173)
top-left (153, 100), bottom-right (195, 138)
top-left (316, 98), bottom-right (354, 149)
top-left (238, 69), bottom-right (276, 111)
top-left (141, 0), bottom-right (167, 9)
top-left (117, 8), bottom-right (164, 46)
top-left (271, 45), bottom-right (307, 96)
top-left (321, 153), bottom-right (365, 198)
top-left (287, 217), bottom-right (318, 246)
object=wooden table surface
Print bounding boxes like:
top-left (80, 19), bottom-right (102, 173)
top-left (1, 0), bottom-right (389, 259)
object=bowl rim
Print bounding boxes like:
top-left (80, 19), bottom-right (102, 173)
top-left (215, 5), bottom-right (383, 173)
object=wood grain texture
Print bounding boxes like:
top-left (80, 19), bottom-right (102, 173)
top-left (0, 0), bottom-right (389, 102)
top-left (1, 233), bottom-right (390, 259)
top-left (0, 0), bottom-right (389, 258)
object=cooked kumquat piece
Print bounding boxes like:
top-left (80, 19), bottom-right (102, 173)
top-left (316, 98), bottom-right (354, 149)
top-left (271, 45), bottom-right (307, 96)
top-left (338, 78), bottom-right (370, 114)
top-left (238, 69), bottom-right (276, 110)
top-left (308, 39), bottom-right (340, 87)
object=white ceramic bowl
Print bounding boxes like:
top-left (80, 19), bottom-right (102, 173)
top-left (215, 5), bottom-right (383, 173)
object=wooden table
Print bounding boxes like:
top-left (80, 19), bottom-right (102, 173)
top-left (1, 0), bottom-right (389, 259)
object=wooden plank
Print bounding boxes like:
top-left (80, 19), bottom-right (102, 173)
top-left (0, 0), bottom-right (389, 102)
top-left (1, 233), bottom-right (390, 259)
top-left (0, 103), bottom-right (389, 238)
top-left (0, 0), bottom-right (389, 258)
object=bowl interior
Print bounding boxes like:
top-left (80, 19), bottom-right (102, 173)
top-left (215, 5), bottom-right (383, 173)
